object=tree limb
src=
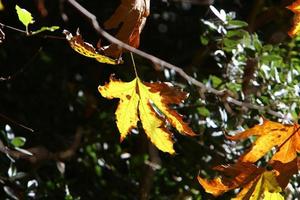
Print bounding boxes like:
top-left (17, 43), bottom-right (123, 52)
top-left (65, 0), bottom-right (287, 119)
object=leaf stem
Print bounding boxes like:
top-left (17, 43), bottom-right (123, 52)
top-left (130, 52), bottom-right (139, 78)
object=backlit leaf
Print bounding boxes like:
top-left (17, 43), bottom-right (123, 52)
top-left (198, 162), bottom-right (263, 197)
top-left (198, 163), bottom-right (284, 199)
top-left (15, 5), bottom-right (34, 30)
top-left (0, 0), bottom-right (4, 11)
top-left (103, 0), bottom-right (150, 58)
top-left (227, 119), bottom-right (300, 163)
top-left (98, 75), bottom-right (195, 154)
top-left (63, 29), bottom-right (122, 65)
top-left (287, 0), bottom-right (300, 37)
top-left (233, 171), bottom-right (284, 200)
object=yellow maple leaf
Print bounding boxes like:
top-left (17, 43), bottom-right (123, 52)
top-left (98, 75), bottom-right (195, 154)
top-left (63, 29), bottom-right (122, 65)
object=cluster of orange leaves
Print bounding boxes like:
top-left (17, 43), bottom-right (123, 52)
top-left (198, 119), bottom-right (299, 199)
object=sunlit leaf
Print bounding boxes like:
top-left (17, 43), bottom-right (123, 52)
top-left (233, 171), bottom-right (284, 200)
top-left (63, 29), bottom-right (122, 65)
top-left (287, 0), bottom-right (300, 37)
top-left (198, 162), bottom-right (263, 197)
top-left (15, 5), bottom-right (34, 31)
top-left (227, 119), bottom-right (300, 163)
top-left (198, 163), bottom-right (284, 199)
top-left (103, 0), bottom-right (150, 58)
top-left (0, 0), bottom-right (4, 11)
top-left (98, 75), bottom-right (196, 154)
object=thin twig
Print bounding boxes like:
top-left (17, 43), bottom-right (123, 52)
top-left (0, 22), bottom-right (27, 34)
top-left (65, 0), bottom-right (285, 119)
top-left (0, 113), bottom-right (34, 132)
top-left (0, 22), bottom-right (65, 40)
top-left (0, 47), bottom-right (43, 82)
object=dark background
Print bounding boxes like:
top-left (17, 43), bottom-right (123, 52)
top-left (0, 0), bottom-right (295, 199)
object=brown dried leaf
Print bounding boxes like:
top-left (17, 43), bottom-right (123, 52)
top-left (63, 29), bottom-right (123, 65)
top-left (198, 163), bottom-right (285, 199)
top-left (198, 162), bottom-right (263, 196)
top-left (103, 0), bottom-right (150, 58)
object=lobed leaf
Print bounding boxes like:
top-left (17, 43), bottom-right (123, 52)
top-left (227, 119), bottom-right (300, 163)
top-left (198, 163), bottom-right (284, 199)
top-left (98, 75), bottom-right (195, 154)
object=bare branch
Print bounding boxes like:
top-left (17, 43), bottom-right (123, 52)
top-left (0, 127), bottom-right (83, 165)
top-left (65, 0), bottom-right (286, 119)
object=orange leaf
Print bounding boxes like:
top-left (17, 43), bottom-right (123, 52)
top-left (287, 0), bottom-right (300, 37)
top-left (198, 163), bottom-right (285, 199)
top-left (198, 162), bottom-right (263, 197)
top-left (98, 76), bottom-right (195, 154)
top-left (270, 159), bottom-right (298, 188)
top-left (227, 119), bottom-right (300, 163)
top-left (63, 29), bottom-right (122, 65)
top-left (287, 0), bottom-right (300, 13)
top-left (103, 0), bottom-right (150, 58)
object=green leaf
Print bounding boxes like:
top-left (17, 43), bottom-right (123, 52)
top-left (262, 44), bottom-right (273, 52)
top-left (226, 29), bottom-right (247, 38)
top-left (261, 55), bottom-right (282, 63)
top-left (223, 38), bottom-right (239, 49)
top-left (200, 35), bottom-right (209, 45)
top-left (11, 137), bottom-right (26, 147)
top-left (32, 26), bottom-right (60, 35)
top-left (227, 20), bottom-right (248, 29)
top-left (15, 5), bottom-right (34, 31)
top-left (252, 34), bottom-right (262, 51)
top-left (197, 107), bottom-right (210, 117)
top-left (210, 75), bottom-right (222, 88)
